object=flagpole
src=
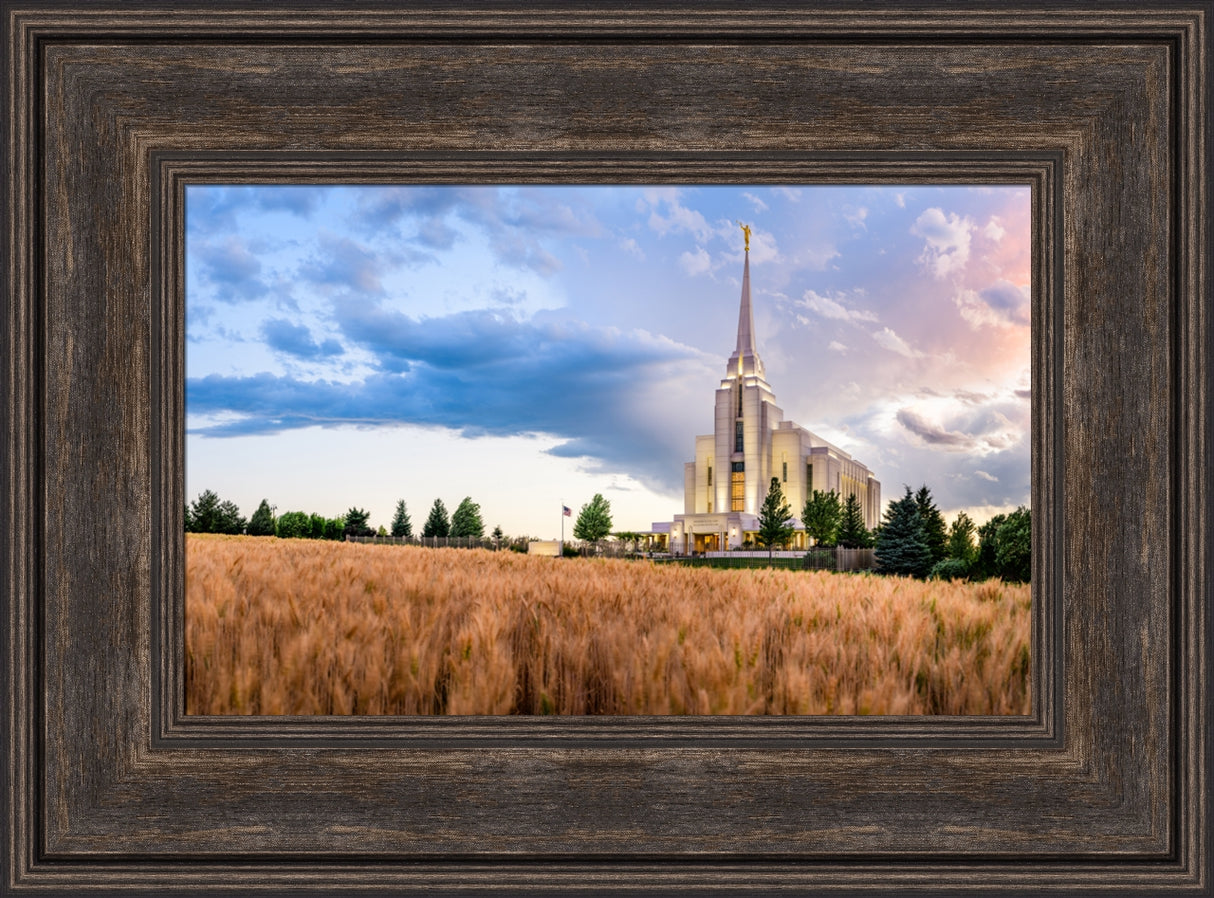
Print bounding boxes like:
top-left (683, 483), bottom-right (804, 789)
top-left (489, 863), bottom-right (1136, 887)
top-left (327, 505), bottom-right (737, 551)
top-left (560, 501), bottom-right (564, 557)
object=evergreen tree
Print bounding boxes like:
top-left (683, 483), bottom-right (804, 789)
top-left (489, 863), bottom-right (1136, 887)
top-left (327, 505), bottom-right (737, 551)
top-left (343, 506), bottom-right (374, 538)
top-left (247, 499), bottom-right (275, 536)
top-left (390, 499), bottom-right (413, 538)
top-left (450, 497), bottom-right (484, 538)
top-left (875, 486), bottom-right (932, 578)
top-left (946, 511), bottom-right (978, 564)
top-left (801, 489), bottom-right (841, 547)
top-left (491, 525), bottom-right (504, 542)
top-left (756, 477), bottom-right (795, 557)
top-left (187, 489), bottom-right (246, 534)
top-left (836, 492), bottom-right (872, 548)
top-left (573, 493), bottom-right (613, 546)
top-left (422, 499), bottom-right (450, 538)
top-left (914, 484), bottom-right (948, 566)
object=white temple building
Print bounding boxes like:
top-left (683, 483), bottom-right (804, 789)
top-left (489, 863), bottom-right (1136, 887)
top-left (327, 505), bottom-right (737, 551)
top-left (658, 235), bottom-right (881, 555)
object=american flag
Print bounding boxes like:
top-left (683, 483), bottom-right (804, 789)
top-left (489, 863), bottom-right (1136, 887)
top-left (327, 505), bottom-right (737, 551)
top-left (562, 505), bottom-right (572, 517)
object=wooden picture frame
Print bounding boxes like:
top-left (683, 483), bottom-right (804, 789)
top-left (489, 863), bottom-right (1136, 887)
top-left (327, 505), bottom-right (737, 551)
top-left (3, 2), bottom-right (1209, 893)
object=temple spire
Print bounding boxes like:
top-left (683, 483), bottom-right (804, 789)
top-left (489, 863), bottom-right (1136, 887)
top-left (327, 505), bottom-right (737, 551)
top-left (726, 228), bottom-right (765, 380)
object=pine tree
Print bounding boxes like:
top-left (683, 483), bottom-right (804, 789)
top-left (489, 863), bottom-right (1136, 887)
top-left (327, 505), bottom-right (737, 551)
top-left (342, 506), bottom-right (374, 538)
top-left (757, 477), bottom-right (795, 557)
top-left (801, 489), bottom-right (841, 547)
top-left (390, 499), bottom-right (413, 538)
top-left (422, 499), bottom-right (450, 538)
top-left (247, 499), bottom-right (276, 536)
top-left (187, 489), bottom-right (246, 534)
top-left (491, 525), bottom-right (504, 541)
top-left (450, 497), bottom-right (484, 538)
top-left (914, 484), bottom-right (948, 566)
top-left (875, 486), bottom-right (932, 578)
top-left (836, 492), bottom-right (872, 548)
top-left (573, 493), bottom-right (613, 546)
top-left (946, 511), bottom-right (978, 564)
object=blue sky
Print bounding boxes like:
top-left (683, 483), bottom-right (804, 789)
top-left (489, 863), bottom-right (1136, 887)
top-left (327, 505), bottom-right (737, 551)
top-left (186, 184), bottom-right (1031, 539)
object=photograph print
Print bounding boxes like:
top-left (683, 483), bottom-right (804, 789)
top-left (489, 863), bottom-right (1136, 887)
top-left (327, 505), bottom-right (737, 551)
top-left (185, 184), bottom-right (1031, 716)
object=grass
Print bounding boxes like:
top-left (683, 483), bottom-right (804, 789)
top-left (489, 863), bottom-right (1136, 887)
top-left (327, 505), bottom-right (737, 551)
top-left (186, 534), bottom-right (1032, 716)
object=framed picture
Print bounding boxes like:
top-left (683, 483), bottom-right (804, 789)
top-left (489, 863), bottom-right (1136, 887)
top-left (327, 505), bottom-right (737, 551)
top-left (3, 2), bottom-right (1209, 894)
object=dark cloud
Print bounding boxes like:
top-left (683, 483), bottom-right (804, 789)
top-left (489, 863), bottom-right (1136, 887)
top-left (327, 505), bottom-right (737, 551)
top-left (895, 409), bottom-right (975, 448)
top-left (187, 309), bottom-right (699, 492)
top-left (260, 318), bottom-right (343, 360)
top-left (979, 280), bottom-right (1030, 325)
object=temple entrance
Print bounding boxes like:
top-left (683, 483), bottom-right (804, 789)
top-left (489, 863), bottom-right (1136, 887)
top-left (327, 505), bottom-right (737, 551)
top-left (694, 533), bottom-right (720, 554)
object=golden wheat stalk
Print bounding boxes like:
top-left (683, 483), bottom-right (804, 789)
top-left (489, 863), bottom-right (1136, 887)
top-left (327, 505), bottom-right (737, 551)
top-left (185, 534), bottom-right (1031, 716)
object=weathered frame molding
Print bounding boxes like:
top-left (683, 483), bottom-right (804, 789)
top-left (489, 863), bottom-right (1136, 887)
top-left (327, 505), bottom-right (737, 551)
top-left (3, 3), bottom-right (1209, 894)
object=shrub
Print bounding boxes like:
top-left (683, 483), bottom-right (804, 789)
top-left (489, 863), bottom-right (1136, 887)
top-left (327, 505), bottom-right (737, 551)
top-left (275, 510), bottom-right (311, 539)
top-left (930, 558), bottom-right (971, 581)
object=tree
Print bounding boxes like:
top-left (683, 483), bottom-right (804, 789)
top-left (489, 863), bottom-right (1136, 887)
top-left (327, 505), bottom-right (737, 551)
top-left (914, 484), bottom-right (948, 567)
top-left (994, 506), bottom-right (1031, 583)
top-left (186, 489), bottom-right (246, 534)
top-left (974, 513), bottom-right (1007, 580)
top-left (308, 512), bottom-right (326, 539)
top-left (275, 510), bottom-right (311, 539)
top-left (491, 525), bottom-right (504, 542)
top-left (390, 499), bottom-right (413, 538)
top-left (836, 492), bottom-right (872, 548)
top-left (450, 497), bottom-right (484, 538)
top-left (343, 506), bottom-right (374, 539)
top-left (573, 493), bottom-right (613, 546)
top-left (422, 499), bottom-right (450, 538)
top-left (756, 477), bottom-right (795, 557)
top-left (875, 486), bottom-right (932, 578)
top-left (801, 489), bottom-right (841, 547)
top-left (323, 517), bottom-right (345, 541)
top-left (946, 511), bottom-right (978, 565)
top-left (247, 499), bottom-right (276, 536)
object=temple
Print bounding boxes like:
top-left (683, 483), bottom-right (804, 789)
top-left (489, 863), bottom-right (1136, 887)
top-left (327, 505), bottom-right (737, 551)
top-left (658, 236), bottom-right (881, 554)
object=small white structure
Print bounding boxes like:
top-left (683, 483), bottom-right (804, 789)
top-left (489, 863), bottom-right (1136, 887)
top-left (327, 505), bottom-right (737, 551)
top-left (665, 239), bottom-right (880, 555)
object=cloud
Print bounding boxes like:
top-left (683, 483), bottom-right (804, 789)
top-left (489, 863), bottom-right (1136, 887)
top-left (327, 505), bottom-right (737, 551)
top-left (828, 340), bottom-right (848, 353)
top-left (742, 192), bottom-right (769, 213)
top-left (983, 217), bottom-right (1006, 242)
top-left (192, 237), bottom-right (269, 302)
top-left (299, 234), bottom-right (387, 295)
top-left (896, 408), bottom-right (974, 448)
top-left (974, 470), bottom-right (999, 482)
top-left (843, 205), bottom-right (868, 230)
top-left (952, 280), bottom-right (1030, 329)
top-left (260, 318), bottom-right (344, 360)
top-left (799, 289), bottom-right (878, 324)
top-left (871, 327), bottom-right (923, 358)
top-left (190, 306), bottom-right (703, 492)
top-left (679, 246), bottom-right (712, 276)
top-left (912, 207), bottom-right (974, 278)
top-left (619, 237), bottom-right (645, 260)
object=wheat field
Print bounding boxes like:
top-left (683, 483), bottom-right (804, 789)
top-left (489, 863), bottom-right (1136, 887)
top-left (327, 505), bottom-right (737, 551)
top-left (185, 534), bottom-right (1031, 716)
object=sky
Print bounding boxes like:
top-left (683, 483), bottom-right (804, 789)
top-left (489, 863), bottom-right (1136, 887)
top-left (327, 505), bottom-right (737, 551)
top-left (186, 184), bottom-right (1031, 539)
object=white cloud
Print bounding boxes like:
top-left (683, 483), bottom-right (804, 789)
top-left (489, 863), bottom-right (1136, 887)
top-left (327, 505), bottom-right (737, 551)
top-left (742, 192), bottom-right (769, 213)
top-left (983, 216), bottom-right (1006, 242)
top-left (799, 289), bottom-right (878, 324)
top-left (828, 340), bottom-right (848, 353)
top-left (619, 237), bottom-right (644, 260)
top-left (912, 207), bottom-right (974, 278)
top-left (975, 470), bottom-right (999, 482)
top-left (871, 326), bottom-right (923, 358)
top-left (894, 192), bottom-right (906, 208)
top-left (679, 246), bottom-right (712, 276)
top-left (843, 205), bottom-right (869, 230)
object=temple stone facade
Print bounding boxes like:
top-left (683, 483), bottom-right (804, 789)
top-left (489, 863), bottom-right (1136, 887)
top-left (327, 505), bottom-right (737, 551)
top-left (663, 244), bottom-right (881, 555)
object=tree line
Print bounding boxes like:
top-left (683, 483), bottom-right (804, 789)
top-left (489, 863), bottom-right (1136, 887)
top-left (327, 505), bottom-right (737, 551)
top-left (756, 478), bottom-right (1030, 583)
top-left (184, 489), bottom-right (505, 542)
